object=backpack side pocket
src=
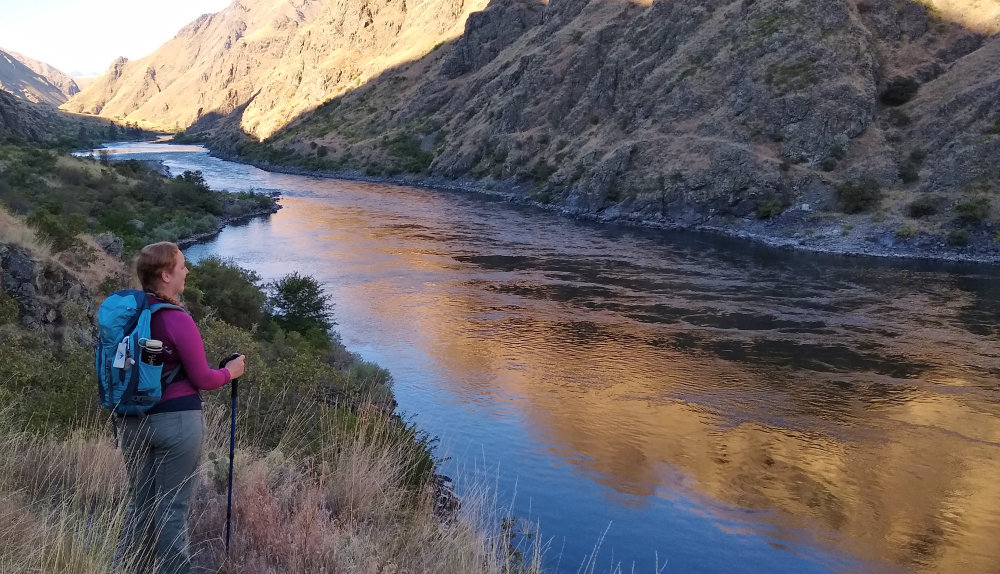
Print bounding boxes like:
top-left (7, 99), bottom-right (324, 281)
top-left (134, 358), bottom-right (164, 408)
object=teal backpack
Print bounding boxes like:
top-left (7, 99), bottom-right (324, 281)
top-left (95, 290), bottom-right (183, 416)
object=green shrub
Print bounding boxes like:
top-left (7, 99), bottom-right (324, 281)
top-left (766, 59), bottom-right (817, 91)
top-left (267, 272), bottom-right (335, 341)
top-left (26, 207), bottom-right (85, 252)
top-left (887, 109), bottom-right (911, 127)
top-left (947, 229), bottom-right (969, 246)
top-left (987, 114), bottom-right (1000, 135)
top-left (383, 132), bottom-right (434, 173)
top-left (0, 326), bottom-right (97, 433)
top-left (187, 258), bottom-right (267, 330)
top-left (820, 157), bottom-right (838, 172)
top-left (895, 224), bottom-right (917, 239)
top-left (0, 291), bottom-right (19, 325)
top-left (836, 176), bottom-right (882, 213)
top-left (899, 161), bottom-right (920, 183)
top-left (756, 199), bottom-right (785, 219)
top-left (528, 160), bottom-right (557, 182)
top-left (955, 197), bottom-right (990, 224)
top-left (98, 275), bottom-right (125, 296)
top-left (880, 76), bottom-right (920, 106)
top-left (906, 195), bottom-right (940, 218)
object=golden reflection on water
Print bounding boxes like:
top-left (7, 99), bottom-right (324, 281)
top-left (270, 196), bottom-right (1000, 573)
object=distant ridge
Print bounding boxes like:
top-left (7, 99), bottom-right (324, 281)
top-left (0, 48), bottom-right (79, 106)
top-left (62, 0), bottom-right (488, 136)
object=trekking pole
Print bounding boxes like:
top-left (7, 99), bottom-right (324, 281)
top-left (220, 353), bottom-right (242, 555)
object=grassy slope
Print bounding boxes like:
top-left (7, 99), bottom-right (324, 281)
top-left (0, 148), bottom-right (543, 572)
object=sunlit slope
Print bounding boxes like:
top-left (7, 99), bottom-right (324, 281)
top-left (61, 0), bottom-right (489, 137)
top-left (0, 48), bottom-right (77, 106)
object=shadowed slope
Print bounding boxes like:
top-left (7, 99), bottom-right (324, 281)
top-left (62, 0), bottom-right (1000, 258)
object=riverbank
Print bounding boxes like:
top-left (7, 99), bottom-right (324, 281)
top-left (1, 217), bottom-right (533, 572)
top-left (175, 203), bottom-right (282, 248)
top-left (204, 147), bottom-right (1000, 265)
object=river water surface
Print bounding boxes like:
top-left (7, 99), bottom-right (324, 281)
top-left (104, 143), bottom-right (1000, 574)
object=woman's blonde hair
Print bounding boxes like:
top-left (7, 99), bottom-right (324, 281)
top-left (137, 242), bottom-right (180, 300)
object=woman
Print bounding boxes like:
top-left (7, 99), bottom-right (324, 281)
top-left (116, 241), bottom-right (245, 574)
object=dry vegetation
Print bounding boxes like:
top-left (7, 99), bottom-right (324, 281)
top-left (0, 402), bottom-right (542, 574)
top-left (1, 205), bottom-right (133, 294)
top-left (0, 205), bottom-right (52, 258)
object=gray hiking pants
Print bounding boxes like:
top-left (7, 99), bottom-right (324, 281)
top-left (116, 410), bottom-right (204, 574)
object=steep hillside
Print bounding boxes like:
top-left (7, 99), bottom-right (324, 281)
top-left (0, 89), bottom-right (118, 147)
top-left (0, 49), bottom-right (78, 106)
top-left (62, 0), bottom-right (489, 135)
top-left (64, 0), bottom-right (1000, 260)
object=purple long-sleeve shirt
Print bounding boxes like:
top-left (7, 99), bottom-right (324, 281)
top-left (148, 299), bottom-right (231, 409)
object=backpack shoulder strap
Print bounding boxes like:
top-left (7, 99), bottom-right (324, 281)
top-left (161, 364), bottom-right (185, 393)
top-left (145, 296), bottom-right (188, 389)
top-left (149, 301), bottom-right (186, 314)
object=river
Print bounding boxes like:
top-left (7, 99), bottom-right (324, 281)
top-left (102, 142), bottom-right (1000, 574)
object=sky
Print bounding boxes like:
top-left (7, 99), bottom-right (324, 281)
top-left (0, 0), bottom-right (232, 77)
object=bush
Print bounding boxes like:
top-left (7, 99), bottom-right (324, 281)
top-left (947, 229), bottom-right (969, 246)
top-left (987, 114), bottom-right (1000, 135)
top-left (907, 195), bottom-right (940, 218)
top-left (895, 224), bottom-right (917, 239)
top-left (383, 132), bottom-right (434, 173)
top-left (887, 109), bottom-right (911, 127)
top-left (836, 176), bottom-right (882, 213)
top-left (880, 76), bottom-right (920, 106)
top-left (0, 291), bottom-right (19, 325)
top-left (0, 327), bottom-right (97, 432)
top-left (955, 197), bottom-right (990, 225)
top-left (186, 258), bottom-right (267, 330)
top-left (899, 161), bottom-right (920, 183)
top-left (26, 207), bottom-right (85, 252)
top-left (820, 157), bottom-right (838, 172)
top-left (528, 160), bottom-right (557, 182)
top-left (267, 272), bottom-right (334, 339)
top-left (756, 198), bottom-right (785, 219)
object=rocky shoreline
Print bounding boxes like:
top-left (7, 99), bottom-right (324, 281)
top-left (175, 204), bottom-right (282, 248)
top-left (207, 149), bottom-right (1000, 266)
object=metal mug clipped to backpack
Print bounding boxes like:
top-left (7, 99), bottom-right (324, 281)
top-left (138, 338), bottom-right (163, 366)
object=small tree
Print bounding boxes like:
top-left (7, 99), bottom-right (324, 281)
top-left (836, 176), bottom-right (882, 214)
top-left (880, 76), bottom-right (920, 106)
top-left (186, 258), bottom-right (266, 330)
top-left (266, 272), bottom-right (334, 336)
top-left (26, 207), bottom-right (85, 251)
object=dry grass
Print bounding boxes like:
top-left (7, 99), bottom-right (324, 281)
top-left (0, 408), bottom-right (133, 574)
top-left (0, 204), bottom-right (132, 297)
top-left (0, 402), bottom-right (545, 574)
top-left (0, 206), bottom-right (52, 258)
top-left (54, 235), bottom-right (135, 296)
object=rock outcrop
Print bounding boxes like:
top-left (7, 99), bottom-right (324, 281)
top-left (0, 243), bottom-right (96, 349)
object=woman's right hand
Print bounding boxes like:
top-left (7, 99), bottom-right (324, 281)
top-left (224, 354), bottom-right (246, 380)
